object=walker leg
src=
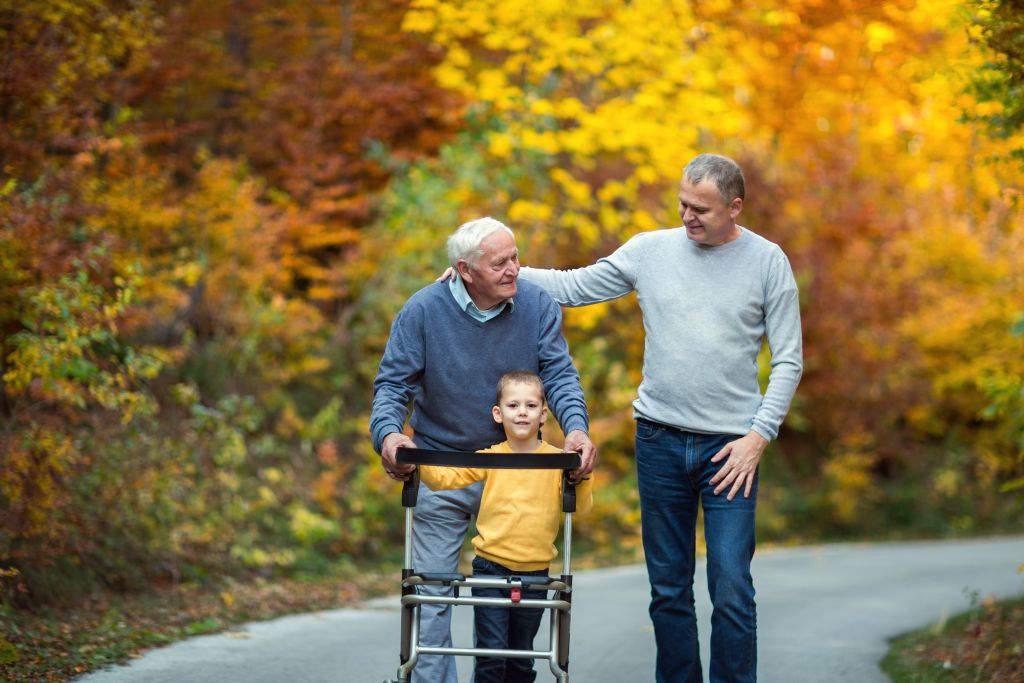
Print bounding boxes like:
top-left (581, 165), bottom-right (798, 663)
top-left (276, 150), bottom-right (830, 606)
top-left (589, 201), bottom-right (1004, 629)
top-left (396, 603), bottom-right (419, 682)
top-left (556, 575), bottom-right (572, 673)
top-left (547, 602), bottom-right (569, 682)
top-left (396, 503), bottom-right (418, 682)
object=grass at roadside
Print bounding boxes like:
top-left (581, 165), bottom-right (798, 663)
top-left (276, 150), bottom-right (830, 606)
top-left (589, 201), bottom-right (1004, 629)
top-left (882, 594), bottom-right (1024, 683)
top-left (0, 545), bottom-right (640, 683)
top-left (0, 566), bottom-right (395, 683)
top-left (6, 542), bottom-right (1019, 683)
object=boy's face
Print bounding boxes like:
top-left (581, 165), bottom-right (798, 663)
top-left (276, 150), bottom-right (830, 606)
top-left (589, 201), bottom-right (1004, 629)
top-left (492, 380), bottom-right (547, 442)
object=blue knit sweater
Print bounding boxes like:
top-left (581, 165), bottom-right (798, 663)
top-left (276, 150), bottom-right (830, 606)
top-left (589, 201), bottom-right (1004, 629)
top-left (370, 280), bottom-right (589, 453)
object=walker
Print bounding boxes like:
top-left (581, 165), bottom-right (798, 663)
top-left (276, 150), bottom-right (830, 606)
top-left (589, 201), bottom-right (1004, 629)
top-left (383, 447), bottom-right (583, 683)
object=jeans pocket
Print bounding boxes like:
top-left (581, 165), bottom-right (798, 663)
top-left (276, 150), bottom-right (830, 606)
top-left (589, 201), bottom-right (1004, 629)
top-left (635, 419), bottom-right (663, 442)
top-left (472, 555), bottom-right (495, 576)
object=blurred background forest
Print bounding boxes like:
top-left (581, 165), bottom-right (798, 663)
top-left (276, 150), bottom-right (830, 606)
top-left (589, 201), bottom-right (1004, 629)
top-left (2, 0), bottom-right (1023, 608)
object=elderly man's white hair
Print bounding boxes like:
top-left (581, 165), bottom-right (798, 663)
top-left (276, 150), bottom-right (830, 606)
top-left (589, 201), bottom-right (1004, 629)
top-left (446, 217), bottom-right (515, 269)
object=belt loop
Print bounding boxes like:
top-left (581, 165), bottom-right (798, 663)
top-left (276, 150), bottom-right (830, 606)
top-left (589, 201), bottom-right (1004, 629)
top-left (639, 417), bottom-right (686, 436)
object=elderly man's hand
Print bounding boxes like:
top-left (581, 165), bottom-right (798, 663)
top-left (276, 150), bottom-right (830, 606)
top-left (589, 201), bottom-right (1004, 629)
top-left (563, 429), bottom-right (597, 480)
top-left (381, 432), bottom-right (417, 481)
top-left (709, 431), bottom-right (768, 501)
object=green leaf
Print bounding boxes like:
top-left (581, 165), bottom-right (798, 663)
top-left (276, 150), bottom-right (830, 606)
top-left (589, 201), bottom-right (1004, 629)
top-left (0, 637), bottom-right (20, 665)
top-left (999, 476), bottom-right (1024, 494)
top-left (64, 357), bottom-right (99, 381)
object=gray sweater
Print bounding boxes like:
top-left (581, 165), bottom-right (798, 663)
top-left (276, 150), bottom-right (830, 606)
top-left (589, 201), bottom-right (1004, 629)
top-left (520, 226), bottom-right (802, 441)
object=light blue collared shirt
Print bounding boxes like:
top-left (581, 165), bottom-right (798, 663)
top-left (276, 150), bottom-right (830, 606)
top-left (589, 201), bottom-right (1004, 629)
top-left (448, 273), bottom-right (514, 322)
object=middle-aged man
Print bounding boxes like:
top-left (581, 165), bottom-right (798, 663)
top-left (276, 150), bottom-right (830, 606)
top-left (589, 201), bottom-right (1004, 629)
top-left (518, 153), bottom-right (803, 683)
top-left (370, 217), bottom-right (596, 683)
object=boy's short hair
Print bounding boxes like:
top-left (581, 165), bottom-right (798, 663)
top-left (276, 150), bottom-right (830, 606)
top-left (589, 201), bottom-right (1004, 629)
top-left (495, 370), bottom-right (545, 405)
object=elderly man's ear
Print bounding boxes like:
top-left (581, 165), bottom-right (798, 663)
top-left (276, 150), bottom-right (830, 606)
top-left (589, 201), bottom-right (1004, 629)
top-left (455, 260), bottom-right (476, 284)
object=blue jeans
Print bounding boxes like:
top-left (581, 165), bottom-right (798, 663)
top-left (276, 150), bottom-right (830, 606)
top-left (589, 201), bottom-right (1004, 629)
top-left (635, 419), bottom-right (758, 683)
top-left (471, 556), bottom-right (548, 683)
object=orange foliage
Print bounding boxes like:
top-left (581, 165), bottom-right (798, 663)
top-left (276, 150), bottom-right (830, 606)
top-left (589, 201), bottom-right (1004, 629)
top-left (121, 0), bottom-right (463, 303)
top-left (3, 0), bottom-right (1023, 606)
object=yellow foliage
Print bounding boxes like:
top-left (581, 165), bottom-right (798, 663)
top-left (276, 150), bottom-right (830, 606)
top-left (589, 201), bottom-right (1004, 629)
top-left (288, 505), bottom-right (340, 546)
top-left (865, 21), bottom-right (897, 52)
top-left (563, 303), bottom-right (611, 332)
top-left (400, 0), bottom-right (739, 249)
top-left (824, 447), bottom-right (877, 525)
top-left (508, 199), bottom-right (553, 223)
top-left (487, 133), bottom-right (514, 158)
top-left (0, 426), bottom-right (75, 540)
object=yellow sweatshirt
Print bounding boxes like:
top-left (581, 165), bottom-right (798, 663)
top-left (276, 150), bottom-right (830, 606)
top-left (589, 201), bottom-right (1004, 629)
top-left (419, 440), bottom-right (594, 572)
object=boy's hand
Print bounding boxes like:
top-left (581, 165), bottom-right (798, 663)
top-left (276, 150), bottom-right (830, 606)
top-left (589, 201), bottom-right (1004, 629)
top-left (381, 432), bottom-right (417, 481)
top-left (563, 429), bottom-right (596, 479)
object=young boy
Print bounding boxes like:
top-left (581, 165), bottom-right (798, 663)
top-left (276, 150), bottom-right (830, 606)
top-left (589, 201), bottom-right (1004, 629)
top-left (418, 369), bottom-right (594, 683)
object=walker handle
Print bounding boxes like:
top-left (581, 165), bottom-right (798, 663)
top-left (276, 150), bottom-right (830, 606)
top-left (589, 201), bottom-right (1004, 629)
top-left (397, 447), bottom-right (580, 470)
top-left (562, 471), bottom-right (576, 513)
top-left (401, 469), bottom-right (420, 508)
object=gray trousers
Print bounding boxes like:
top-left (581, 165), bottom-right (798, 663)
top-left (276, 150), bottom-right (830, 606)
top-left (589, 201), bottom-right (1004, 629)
top-left (411, 480), bottom-right (483, 683)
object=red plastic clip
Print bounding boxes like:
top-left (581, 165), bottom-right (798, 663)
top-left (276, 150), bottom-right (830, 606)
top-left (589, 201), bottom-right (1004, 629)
top-left (510, 587), bottom-right (522, 603)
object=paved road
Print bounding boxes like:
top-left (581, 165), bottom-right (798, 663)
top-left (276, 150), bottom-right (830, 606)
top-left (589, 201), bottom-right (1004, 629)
top-left (77, 536), bottom-right (1023, 683)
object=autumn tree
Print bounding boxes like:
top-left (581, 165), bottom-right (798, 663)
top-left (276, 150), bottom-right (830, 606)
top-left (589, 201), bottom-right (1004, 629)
top-left (4, 0), bottom-right (1024, 607)
top-left (393, 0), bottom-right (1024, 535)
top-left (968, 0), bottom-right (1024, 162)
top-left (120, 0), bottom-right (462, 307)
top-left (1, 0), bottom-right (464, 603)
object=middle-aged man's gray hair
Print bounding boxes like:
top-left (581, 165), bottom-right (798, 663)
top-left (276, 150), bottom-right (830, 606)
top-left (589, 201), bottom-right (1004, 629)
top-left (684, 153), bottom-right (746, 203)
top-left (447, 217), bottom-right (515, 268)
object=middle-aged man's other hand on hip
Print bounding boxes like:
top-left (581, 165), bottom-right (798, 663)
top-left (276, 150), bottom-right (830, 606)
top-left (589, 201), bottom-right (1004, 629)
top-left (381, 432), bottom-right (417, 481)
top-left (708, 431), bottom-right (768, 501)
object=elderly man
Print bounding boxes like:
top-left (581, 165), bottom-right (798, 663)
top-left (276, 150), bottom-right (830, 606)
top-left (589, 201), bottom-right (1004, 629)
top-left (519, 154), bottom-right (803, 683)
top-left (370, 217), bottom-right (596, 683)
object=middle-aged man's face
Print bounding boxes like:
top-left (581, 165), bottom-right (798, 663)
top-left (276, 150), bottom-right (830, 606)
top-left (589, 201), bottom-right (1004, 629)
top-left (459, 230), bottom-right (520, 310)
top-left (677, 176), bottom-right (743, 247)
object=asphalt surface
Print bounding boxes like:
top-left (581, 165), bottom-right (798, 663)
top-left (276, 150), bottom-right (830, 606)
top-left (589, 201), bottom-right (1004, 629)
top-left (76, 536), bottom-right (1024, 683)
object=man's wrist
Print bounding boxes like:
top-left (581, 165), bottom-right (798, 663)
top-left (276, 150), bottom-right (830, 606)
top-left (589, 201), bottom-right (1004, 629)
top-left (374, 427), bottom-right (404, 454)
top-left (565, 428), bottom-right (590, 444)
top-left (747, 430), bottom-right (770, 452)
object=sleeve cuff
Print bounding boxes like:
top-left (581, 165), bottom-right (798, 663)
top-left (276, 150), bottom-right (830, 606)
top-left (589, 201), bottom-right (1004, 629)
top-left (561, 416), bottom-right (589, 436)
top-left (750, 423), bottom-right (776, 442)
top-left (372, 425), bottom-right (404, 454)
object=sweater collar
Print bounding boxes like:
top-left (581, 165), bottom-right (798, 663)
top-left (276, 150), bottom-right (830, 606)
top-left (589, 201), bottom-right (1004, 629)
top-left (448, 273), bottom-right (515, 322)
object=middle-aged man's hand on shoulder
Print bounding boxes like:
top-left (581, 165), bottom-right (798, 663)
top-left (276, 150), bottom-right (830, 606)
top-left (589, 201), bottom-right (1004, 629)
top-left (563, 429), bottom-right (597, 480)
top-left (709, 431), bottom-right (768, 501)
top-left (381, 431), bottom-right (417, 481)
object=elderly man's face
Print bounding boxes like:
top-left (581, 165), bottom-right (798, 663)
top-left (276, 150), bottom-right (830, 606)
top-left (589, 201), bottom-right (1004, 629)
top-left (459, 230), bottom-right (519, 310)
top-left (677, 177), bottom-right (743, 247)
